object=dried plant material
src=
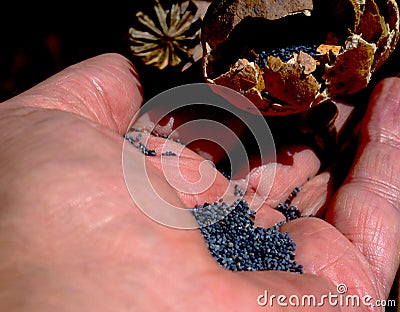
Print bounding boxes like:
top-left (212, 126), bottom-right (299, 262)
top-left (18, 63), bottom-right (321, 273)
top-left (264, 55), bottom-right (321, 114)
top-left (316, 44), bottom-right (342, 55)
top-left (297, 51), bottom-right (317, 75)
top-left (356, 0), bottom-right (385, 42)
top-left (213, 59), bottom-right (265, 93)
top-left (372, 0), bottom-right (400, 70)
top-left (324, 35), bottom-right (377, 95)
top-left (202, 0), bottom-right (400, 116)
top-left (202, 0), bottom-right (314, 50)
top-left (129, 0), bottom-right (202, 70)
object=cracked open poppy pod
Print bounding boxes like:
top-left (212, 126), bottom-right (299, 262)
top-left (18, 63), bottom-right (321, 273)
top-left (201, 0), bottom-right (400, 116)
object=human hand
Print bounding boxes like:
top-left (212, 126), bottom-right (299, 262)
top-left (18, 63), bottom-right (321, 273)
top-left (0, 53), bottom-right (398, 311)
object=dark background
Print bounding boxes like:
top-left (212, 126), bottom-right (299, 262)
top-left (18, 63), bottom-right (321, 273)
top-left (0, 2), bottom-right (143, 101)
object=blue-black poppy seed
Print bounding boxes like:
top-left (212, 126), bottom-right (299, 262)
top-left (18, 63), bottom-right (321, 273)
top-left (162, 151), bottom-right (177, 156)
top-left (255, 43), bottom-right (319, 66)
top-left (277, 204), bottom-right (302, 221)
top-left (125, 134), bottom-right (157, 156)
top-left (276, 186), bottom-right (303, 221)
top-left (234, 184), bottom-right (245, 197)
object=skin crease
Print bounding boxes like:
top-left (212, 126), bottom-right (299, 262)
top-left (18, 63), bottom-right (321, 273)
top-left (0, 53), bottom-right (399, 311)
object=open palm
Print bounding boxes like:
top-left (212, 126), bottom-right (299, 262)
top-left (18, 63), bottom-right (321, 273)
top-left (0, 54), bottom-right (398, 311)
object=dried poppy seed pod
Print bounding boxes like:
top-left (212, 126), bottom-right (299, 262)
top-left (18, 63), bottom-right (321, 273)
top-left (129, 0), bottom-right (203, 71)
top-left (201, 0), bottom-right (400, 116)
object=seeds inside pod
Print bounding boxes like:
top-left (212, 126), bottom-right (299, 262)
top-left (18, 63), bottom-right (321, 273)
top-left (201, 0), bottom-right (400, 116)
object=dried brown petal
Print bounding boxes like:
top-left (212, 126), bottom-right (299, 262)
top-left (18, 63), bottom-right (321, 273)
top-left (212, 59), bottom-right (262, 92)
top-left (264, 56), bottom-right (321, 114)
top-left (297, 51), bottom-right (317, 75)
top-left (317, 44), bottom-right (342, 55)
top-left (324, 35), bottom-right (377, 95)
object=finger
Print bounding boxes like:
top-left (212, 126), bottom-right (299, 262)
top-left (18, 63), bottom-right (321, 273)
top-left (268, 146), bottom-right (322, 207)
top-left (223, 146), bottom-right (321, 228)
top-left (136, 133), bottom-right (233, 206)
top-left (291, 172), bottom-right (332, 217)
top-left (2, 53), bottom-right (143, 134)
top-left (234, 146), bottom-right (321, 209)
top-left (252, 171), bottom-right (332, 228)
top-left (326, 77), bottom-right (400, 297)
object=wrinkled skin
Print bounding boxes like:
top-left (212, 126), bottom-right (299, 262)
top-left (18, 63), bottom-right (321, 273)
top-left (0, 53), bottom-right (399, 311)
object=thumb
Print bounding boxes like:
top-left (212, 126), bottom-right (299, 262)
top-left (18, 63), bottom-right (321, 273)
top-left (2, 53), bottom-right (143, 134)
top-left (326, 77), bottom-right (400, 297)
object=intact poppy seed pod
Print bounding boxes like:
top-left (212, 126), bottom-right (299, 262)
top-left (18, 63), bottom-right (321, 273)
top-left (201, 0), bottom-right (400, 116)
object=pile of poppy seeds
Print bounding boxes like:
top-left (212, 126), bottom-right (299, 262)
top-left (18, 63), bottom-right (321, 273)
top-left (255, 43), bottom-right (319, 65)
top-left (190, 187), bottom-right (303, 273)
top-left (125, 130), bottom-right (304, 273)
